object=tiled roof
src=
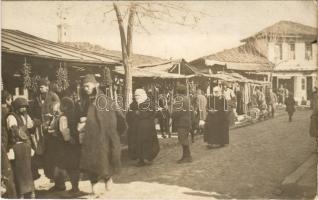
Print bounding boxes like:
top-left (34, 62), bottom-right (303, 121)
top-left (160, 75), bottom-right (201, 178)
top-left (63, 42), bottom-right (168, 67)
top-left (241, 21), bottom-right (317, 42)
top-left (194, 43), bottom-right (273, 71)
top-left (2, 29), bottom-right (118, 64)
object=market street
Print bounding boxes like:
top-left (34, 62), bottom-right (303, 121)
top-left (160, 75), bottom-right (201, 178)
top-left (35, 109), bottom-right (316, 199)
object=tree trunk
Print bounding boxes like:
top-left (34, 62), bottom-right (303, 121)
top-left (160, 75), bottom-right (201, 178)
top-left (113, 3), bottom-right (134, 110)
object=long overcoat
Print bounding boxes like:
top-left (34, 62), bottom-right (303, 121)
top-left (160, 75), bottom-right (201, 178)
top-left (285, 96), bottom-right (296, 115)
top-left (126, 100), bottom-right (160, 161)
top-left (204, 96), bottom-right (229, 145)
top-left (79, 90), bottom-right (121, 179)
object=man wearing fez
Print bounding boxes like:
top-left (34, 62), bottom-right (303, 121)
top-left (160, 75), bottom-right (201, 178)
top-left (78, 74), bottom-right (123, 196)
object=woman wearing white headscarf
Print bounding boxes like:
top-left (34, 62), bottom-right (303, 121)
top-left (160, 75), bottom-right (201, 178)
top-left (126, 89), bottom-right (160, 166)
top-left (204, 86), bottom-right (230, 149)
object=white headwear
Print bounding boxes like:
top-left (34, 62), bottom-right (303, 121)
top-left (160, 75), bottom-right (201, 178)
top-left (213, 86), bottom-right (220, 93)
top-left (213, 86), bottom-right (221, 97)
top-left (134, 89), bottom-right (148, 104)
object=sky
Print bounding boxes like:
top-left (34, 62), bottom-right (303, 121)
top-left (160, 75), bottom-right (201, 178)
top-left (2, 1), bottom-right (317, 60)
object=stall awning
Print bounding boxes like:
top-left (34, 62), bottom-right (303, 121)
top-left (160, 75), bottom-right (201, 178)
top-left (2, 29), bottom-right (119, 65)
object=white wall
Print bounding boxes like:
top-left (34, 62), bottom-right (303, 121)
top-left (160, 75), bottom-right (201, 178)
top-left (293, 76), bottom-right (307, 103)
top-left (267, 41), bottom-right (317, 66)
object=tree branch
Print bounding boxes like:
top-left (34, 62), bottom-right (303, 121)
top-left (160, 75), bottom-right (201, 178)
top-left (127, 3), bottom-right (137, 58)
top-left (113, 2), bottom-right (128, 68)
top-left (136, 12), bottom-right (151, 35)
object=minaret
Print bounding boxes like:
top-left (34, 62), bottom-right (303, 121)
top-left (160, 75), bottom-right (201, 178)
top-left (57, 7), bottom-right (70, 43)
top-left (57, 23), bottom-right (70, 43)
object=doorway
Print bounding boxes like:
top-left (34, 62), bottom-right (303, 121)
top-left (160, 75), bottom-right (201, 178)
top-left (306, 76), bottom-right (313, 100)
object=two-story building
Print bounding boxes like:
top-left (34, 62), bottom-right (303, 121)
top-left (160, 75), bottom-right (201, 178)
top-left (241, 21), bottom-right (317, 103)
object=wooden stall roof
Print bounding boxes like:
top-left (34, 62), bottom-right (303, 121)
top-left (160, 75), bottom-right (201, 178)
top-left (114, 59), bottom-right (270, 86)
top-left (113, 61), bottom-right (196, 79)
top-left (201, 72), bottom-right (270, 85)
top-left (2, 29), bottom-right (119, 65)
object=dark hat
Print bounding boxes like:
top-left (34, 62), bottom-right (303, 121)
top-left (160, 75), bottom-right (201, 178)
top-left (38, 79), bottom-right (49, 87)
top-left (83, 74), bottom-right (98, 84)
top-left (175, 84), bottom-right (187, 94)
top-left (1, 90), bottom-right (12, 104)
top-left (12, 97), bottom-right (29, 110)
top-left (60, 97), bottom-right (74, 113)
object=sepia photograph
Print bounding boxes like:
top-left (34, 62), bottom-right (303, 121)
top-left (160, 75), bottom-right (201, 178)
top-left (1, 0), bottom-right (318, 199)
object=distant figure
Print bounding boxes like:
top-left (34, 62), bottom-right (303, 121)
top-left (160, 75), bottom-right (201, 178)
top-left (278, 84), bottom-right (286, 105)
top-left (285, 93), bottom-right (296, 122)
top-left (205, 86), bottom-right (229, 149)
top-left (157, 94), bottom-right (171, 138)
top-left (265, 87), bottom-right (278, 118)
top-left (255, 87), bottom-right (268, 119)
top-left (223, 82), bottom-right (236, 127)
top-left (235, 86), bottom-right (244, 115)
top-left (195, 89), bottom-right (207, 134)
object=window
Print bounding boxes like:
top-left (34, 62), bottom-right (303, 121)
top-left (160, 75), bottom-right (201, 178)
top-left (289, 43), bottom-right (295, 60)
top-left (305, 43), bottom-right (312, 60)
top-left (274, 43), bottom-right (283, 60)
top-left (301, 78), bottom-right (306, 90)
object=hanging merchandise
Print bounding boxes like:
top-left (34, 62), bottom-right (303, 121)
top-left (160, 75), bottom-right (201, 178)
top-left (30, 75), bottom-right (41, 92)
top-left (21, 59), bottom-right (32, 89)
top-left (101, 67), bottom-right (113, 87)
top-left (56, 64), bottom-right (70, 91)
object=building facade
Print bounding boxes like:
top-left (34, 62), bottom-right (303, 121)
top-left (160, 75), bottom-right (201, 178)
top-left (241, 21), bottom-right (317, 103)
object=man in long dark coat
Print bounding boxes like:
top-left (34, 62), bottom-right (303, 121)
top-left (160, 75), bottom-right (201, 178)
top-left (79, 74), bottom-right (122, 196)
top-left (205, 86), bottom-right (229, 149)
top-left (126, 89), bottom-right (160, 166)
top-left (285, 93), bottom-right (296, 122)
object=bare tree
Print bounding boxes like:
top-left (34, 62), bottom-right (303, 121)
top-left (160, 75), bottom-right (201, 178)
top-left (112, 2), bottom-right (207, 109)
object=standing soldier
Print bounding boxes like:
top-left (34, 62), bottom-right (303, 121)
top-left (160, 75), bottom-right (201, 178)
top-left (78, 74), bottom-right (122, 196)
top-left (6, 97), bottom-right (36, 198)
top-left (172, 85), bottom-right (193, 163)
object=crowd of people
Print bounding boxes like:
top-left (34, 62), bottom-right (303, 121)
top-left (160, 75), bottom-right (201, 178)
top-left (1, 73), bottom-right (317, 198)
